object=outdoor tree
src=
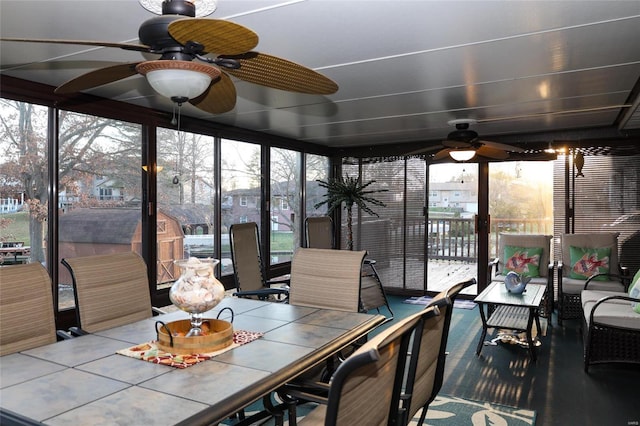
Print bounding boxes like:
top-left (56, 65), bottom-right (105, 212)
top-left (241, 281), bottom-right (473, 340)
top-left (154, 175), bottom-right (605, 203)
top-left (0, 99), bottom-right (141, 263)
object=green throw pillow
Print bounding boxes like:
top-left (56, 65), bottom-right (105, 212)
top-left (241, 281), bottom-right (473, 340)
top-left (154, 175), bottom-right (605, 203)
top-left (503, 246), bottom-right (542, 277)
top-left (629, 268), bottom-right (640, 314)
top-left (569, 246), bottom-right (611, 281)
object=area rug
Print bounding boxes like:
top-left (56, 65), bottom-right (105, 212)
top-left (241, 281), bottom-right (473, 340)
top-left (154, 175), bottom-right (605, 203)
top-left (230, 394), bottom-right (535, 425)
top-left (414, 394), bottom-right (536, 425)
top-left (403, 296), bottom-right (477, 309)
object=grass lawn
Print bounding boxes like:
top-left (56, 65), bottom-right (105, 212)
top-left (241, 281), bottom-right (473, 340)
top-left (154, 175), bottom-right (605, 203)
top-left (0, 212), bottom-right (30, 244)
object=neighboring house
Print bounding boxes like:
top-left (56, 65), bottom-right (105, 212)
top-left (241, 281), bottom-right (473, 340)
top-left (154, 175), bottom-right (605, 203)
top-left (428, 181), bottom-right (477, 213)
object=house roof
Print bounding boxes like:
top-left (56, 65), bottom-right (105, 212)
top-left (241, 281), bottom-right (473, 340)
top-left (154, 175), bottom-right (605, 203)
top-left (59, 208), bottom-right (141, 243)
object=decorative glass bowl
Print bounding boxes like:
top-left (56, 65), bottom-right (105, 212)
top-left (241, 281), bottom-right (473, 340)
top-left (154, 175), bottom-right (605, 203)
top-left (169, 257), bottom-right (225, 336)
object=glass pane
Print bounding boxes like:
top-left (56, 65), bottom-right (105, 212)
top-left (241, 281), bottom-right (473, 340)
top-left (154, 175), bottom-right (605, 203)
top-left (221, 139), bottom-right (261, 276)
top-left (305, 154), bottom-right (329, 217)
top-left (428, 162), bottom-right (478, 294)
top-left (57, 111), bottom-right (142, 309)
top-left (157, 128), bottom-right (215, 288)
top-left (489, 161), bottom-right (554, 259)
top-left (270, 147), bottom-right (301, 264)
top-left (0, 100), bottom-right (48, 274)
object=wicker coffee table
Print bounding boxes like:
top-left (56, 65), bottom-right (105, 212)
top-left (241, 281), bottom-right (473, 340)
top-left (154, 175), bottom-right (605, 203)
top-left (474, 281), bottom-right (546, 361)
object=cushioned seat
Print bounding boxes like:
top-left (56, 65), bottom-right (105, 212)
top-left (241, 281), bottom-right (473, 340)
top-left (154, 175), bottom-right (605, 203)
top-left (489, 233), bottom-right (553, 321)
top-left (580, 268), bottom-right (640, 371)
top-left (558, 233), bottom-right (628, 325)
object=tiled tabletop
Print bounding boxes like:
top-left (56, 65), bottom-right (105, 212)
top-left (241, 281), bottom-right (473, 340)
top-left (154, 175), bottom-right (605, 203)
top-left (0, 297), bottom-right (384, 425)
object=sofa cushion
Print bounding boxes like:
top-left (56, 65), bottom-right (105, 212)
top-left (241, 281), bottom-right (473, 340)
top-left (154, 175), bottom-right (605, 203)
top-left (569, 246), bottom-right (611, 281)
top-left (562, 277), bottom-right (625, 294)
top-left (503, 245), bottom-right (542, 277)
top-left (582, 290), bottom-right (640, 328)
top-left (561, 233), bottom-right (619, 278)
top-left (499, 234), bottom-right (551, 278)
top-left (629, 269), bottom-right (640, 314)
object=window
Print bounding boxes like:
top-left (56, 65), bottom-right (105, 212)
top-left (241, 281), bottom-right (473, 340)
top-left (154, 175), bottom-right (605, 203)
top-left (57, 111), bottom-right (142, 307)
top-left (270, 147), bottom-right (301, 264)
top-left (99, 188), bottom-right (113, 201)
top-left (221, 139), bottom-right (261, 275)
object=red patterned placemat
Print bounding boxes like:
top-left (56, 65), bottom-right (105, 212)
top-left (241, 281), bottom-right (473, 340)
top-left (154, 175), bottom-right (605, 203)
top-left (117, 329), bottom-right (264, 369)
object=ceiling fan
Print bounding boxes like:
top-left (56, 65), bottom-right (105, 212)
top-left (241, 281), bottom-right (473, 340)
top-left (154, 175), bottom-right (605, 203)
top-left (433, 119), bottom-right (525, 161)
top-left (0, 0), bottom-right (338, 114)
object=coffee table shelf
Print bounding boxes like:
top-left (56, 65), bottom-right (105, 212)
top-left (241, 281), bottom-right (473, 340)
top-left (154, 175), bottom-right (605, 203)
top-left (474, 281), bottom-right (546, 361)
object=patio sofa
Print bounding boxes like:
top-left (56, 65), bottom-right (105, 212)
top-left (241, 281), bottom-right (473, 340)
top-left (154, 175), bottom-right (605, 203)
top-left (581, 269), bottom-right (640, 372)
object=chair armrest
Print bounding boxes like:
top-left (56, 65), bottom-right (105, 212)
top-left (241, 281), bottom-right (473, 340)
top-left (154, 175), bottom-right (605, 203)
top-left (280, 381), bottom-right (330, 405)
top-left (266, 277), bottom-right (290, 287)
top-left (488, 257), bottom-right (499, 281)
top-left (69, 326), bottom-right (90, 336)
top-left (589, 295), bottom-right (640, 325)
top-left (152, 306), bottom-right (168, 315)
top-left (583, 273), bottom-right (626, 290)
top-left (233, 287), bottom-right (289, 301)
top-left (56, 329), bottom-right (74, 340)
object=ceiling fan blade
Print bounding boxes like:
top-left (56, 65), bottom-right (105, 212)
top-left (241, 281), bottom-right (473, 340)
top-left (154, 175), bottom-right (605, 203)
top-left (476, 145), bottom-right (509, 160)
top-left (54, 62), bottom-right (141, 94)
top-left (442, 139), bottom-right (473, 149)
top-left (168, 19), bottom-right (258, 55)
top-left (190, 72), bottom-right (237, 114)
top-left (221, 52), bottom-right (338, 95)
top-left (479, 140), bottom-right (525, 153)
top-left (0, 37), bottom-right (151, 53)
top-left (433, 148), bottom-right (452, 161)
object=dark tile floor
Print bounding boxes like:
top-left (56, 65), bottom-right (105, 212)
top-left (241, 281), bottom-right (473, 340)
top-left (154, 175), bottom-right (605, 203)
top-left (383, 295), bottom-right (640, 426)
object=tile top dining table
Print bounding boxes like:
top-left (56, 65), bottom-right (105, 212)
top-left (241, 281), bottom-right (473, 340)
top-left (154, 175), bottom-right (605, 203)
top-left (0, 297), bottom-right (385, 425)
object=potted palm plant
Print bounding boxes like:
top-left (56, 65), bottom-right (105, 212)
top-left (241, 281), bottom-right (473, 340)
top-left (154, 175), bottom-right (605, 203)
top-left (314, 175), bottom-right (387, 250)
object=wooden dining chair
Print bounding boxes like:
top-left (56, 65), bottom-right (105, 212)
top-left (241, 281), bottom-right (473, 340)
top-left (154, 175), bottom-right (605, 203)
top-left (229, 222), bottom-right (290, 300)
top-left (0, 263), bottom-right (58, 355)
top-left (292, 306), bottom-right (441, 426)
top-left (61, 251), bottom-right (163, 333)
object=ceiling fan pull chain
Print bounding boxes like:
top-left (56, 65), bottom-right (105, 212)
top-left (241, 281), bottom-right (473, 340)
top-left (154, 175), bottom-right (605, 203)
top-left (171, 103), bottom-right (178, 126)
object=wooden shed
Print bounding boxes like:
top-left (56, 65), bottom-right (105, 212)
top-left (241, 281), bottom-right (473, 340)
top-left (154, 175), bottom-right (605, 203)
top-left (58, 208), bottom-right (184, 285)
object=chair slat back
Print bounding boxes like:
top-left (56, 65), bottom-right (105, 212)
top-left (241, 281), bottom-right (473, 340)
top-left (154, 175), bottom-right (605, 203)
top-left (0, 263), bottom-right (57, 355)
top-left (498, 233), bottom-right (552, 277)
top-left (405, 278), bottom-right (475, 423)
top-left (61, 252), bottom-right (152, 333)
top-left (229, 222), bottom-right (268, 292)
top-left (289, 248), bottom-right (365, 312)
top-left (305, 216), bottom-right (334, 249)
top-left (325, 306), bottom-right (440, 426)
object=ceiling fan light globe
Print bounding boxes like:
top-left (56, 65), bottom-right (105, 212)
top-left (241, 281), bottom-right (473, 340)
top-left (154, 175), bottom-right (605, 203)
top-left (136, 60), bottom-right (220, 102)
top-left (449, 149), bottom-right (476, 162)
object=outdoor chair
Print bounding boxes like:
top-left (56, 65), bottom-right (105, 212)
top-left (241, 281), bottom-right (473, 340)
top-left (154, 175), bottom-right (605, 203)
top-left (289, 306), bottom-right (442, 426)
top-left (489, 233), bottom-right (554, 322)
top-left (0, 263), bottom-right (68, 355)
top-left (288, 248), bottom-right (366, 312)
top-left (304, 215), bottom-right (393, 320)
top-left (61, 251), bottom-right (165, 334)
top-left (580, 269), bottom-right (640, 372)
top-left (305, 216), bottom-right (334, 249)
top-left (229, 222), bottom-right (290, 301)
top-left (402, 278), bottom-right (474, 426)
top-left (557, 232), bottom-right (630, 325)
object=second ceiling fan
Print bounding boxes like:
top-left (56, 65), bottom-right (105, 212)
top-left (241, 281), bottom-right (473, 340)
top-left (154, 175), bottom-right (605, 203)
top-left (435, 119), bottom-right (525, 161)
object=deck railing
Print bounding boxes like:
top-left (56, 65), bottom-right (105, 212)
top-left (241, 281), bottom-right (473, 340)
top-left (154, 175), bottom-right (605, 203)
top-left (398, 217), bottom-right (553, 262)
